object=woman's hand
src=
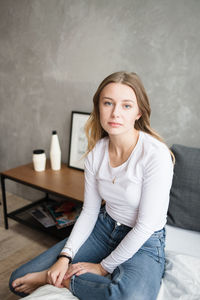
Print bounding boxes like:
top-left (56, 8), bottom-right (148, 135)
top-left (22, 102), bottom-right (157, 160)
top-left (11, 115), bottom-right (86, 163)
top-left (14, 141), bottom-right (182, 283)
top-left (47, 258), bottom-right (69, 288)
top-left (64, 262), bottom-right (108, 279)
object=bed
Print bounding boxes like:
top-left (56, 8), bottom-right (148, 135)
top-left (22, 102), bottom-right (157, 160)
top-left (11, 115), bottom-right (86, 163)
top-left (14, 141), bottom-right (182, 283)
top-left (157, 225), bottom-right (200, 299)
top-left (21, 225), bottom-right (200, 300)
top-left (22, 144), bottom-right (200, 299)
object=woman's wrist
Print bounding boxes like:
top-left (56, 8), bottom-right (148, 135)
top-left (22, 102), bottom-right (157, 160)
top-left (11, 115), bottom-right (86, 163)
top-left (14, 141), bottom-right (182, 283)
top-left (99, 263), bottom-right (108, 276)
top-left (57, 253), bottom-right (72, 264)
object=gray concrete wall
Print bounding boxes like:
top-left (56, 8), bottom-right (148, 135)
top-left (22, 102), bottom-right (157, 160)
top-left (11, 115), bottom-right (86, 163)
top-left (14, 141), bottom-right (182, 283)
top-left (1, 0), bottom-right (200, 198)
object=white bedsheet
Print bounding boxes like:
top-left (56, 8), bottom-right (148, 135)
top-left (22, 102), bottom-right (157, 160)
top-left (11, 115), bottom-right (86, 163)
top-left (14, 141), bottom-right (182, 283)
top-left (23, 250), bottom-right (200, 300)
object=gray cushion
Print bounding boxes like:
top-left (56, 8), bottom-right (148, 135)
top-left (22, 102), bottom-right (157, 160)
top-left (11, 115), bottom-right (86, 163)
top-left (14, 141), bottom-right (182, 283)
top-left (167, 144), bottom-right (200, 232)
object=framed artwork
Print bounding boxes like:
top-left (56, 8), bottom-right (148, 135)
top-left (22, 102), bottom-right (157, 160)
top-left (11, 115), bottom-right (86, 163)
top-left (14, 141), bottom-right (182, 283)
top-left (68, 111), bottom-right (90, 171)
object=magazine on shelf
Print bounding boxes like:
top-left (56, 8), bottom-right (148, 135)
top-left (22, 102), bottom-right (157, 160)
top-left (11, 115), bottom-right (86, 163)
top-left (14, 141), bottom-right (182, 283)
top-left (29, 205), bottom-right (56, 228)
top-left (28, 200), bottom-right (82, 229)
top-left (46, 201), bottom-right (82, 229)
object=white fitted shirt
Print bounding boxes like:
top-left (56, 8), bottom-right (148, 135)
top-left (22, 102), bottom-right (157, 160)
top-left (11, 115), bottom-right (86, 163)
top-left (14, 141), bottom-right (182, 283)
top-left (62, 131), bottom-right (174, 273)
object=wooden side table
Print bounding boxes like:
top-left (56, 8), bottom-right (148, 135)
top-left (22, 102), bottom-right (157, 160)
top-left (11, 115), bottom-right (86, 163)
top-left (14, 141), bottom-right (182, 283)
top-left (0, 160), bottom-right (84, 239)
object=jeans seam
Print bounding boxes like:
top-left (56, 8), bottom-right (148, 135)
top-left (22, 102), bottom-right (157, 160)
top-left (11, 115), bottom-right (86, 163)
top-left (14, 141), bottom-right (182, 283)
top-left (70, 275), bottom-right (75, 295)
top-left (103, 209), bottom-right (107, 219)
top-left (73, 275), bottom-right (109, 289)
top-left (157, 246), bottom-right (161, 263)
top-left (112, 265), bottom-right (124, 283)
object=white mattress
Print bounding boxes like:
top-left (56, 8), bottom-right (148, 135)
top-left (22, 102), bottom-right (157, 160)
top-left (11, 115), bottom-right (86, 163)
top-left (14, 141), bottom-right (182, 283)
top-left (22, 225), bottom-right (200, 300)
top-left (165, 224), bottom-right (200, 258)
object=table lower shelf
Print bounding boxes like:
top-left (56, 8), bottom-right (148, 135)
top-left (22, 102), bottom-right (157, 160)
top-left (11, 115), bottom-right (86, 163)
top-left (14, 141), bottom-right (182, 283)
top-left (7, 197), bottom-right (79, 240)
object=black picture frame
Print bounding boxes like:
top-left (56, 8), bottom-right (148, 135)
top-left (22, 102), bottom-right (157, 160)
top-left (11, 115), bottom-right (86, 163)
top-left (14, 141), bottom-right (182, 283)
top-left (68, 111), bottom-right (90, 171)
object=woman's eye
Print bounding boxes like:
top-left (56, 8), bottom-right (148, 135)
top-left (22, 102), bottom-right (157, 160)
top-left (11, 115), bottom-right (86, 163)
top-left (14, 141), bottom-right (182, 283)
top-left (104, 101), bottom-right (112, 106)
top-left (124, 104), bottom-right (132, 109)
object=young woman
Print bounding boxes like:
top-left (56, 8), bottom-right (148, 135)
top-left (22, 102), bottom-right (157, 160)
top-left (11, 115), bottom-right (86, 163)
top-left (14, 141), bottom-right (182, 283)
top-left (10, 71), bottom-right (174, 300)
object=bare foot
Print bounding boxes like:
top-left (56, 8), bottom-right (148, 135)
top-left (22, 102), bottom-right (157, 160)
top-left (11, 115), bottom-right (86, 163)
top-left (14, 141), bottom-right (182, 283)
top-left (12, 270), bottom-right (47, 294)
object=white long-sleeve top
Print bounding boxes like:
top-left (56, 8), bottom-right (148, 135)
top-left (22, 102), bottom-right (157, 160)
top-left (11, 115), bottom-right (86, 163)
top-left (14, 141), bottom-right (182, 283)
top-left (62, 130), bottom-right (174, 273)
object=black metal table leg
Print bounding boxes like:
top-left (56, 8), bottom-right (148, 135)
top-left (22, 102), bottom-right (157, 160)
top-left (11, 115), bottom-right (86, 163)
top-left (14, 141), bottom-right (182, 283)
top-left (0, 174), bottom-right (8, 229)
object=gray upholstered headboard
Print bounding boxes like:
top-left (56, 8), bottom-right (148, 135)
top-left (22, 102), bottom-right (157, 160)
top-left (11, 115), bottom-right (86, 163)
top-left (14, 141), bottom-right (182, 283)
top-left (167, 144), bottom-right (200, 232)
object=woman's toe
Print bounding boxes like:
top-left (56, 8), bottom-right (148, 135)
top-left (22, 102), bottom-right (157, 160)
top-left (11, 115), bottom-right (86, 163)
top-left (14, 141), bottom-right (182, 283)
top-left (13, 277), bottom-right (25, 288)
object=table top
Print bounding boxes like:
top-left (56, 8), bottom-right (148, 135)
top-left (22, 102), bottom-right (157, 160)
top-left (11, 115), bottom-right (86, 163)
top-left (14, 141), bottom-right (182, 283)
top-left (1, 160), bottom-right (84, 202)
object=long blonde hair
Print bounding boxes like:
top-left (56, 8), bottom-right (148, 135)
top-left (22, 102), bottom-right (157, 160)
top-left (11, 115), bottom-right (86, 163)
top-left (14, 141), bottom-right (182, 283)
top-left (85, 71), bottom-right (175, 163)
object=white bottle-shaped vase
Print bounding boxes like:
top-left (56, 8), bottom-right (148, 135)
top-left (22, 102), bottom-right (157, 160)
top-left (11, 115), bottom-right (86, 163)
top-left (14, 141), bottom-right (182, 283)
top-left (50, 130), bottom-right (61, 170)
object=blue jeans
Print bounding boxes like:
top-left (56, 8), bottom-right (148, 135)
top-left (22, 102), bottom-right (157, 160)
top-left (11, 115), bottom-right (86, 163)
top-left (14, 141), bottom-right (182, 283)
top-left (9, 206), bottom-right (165, 300)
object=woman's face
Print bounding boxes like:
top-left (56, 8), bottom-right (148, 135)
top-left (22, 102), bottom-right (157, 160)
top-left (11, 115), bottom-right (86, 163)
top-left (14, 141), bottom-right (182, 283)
top-left (99, 83), bottom-right (141, 137)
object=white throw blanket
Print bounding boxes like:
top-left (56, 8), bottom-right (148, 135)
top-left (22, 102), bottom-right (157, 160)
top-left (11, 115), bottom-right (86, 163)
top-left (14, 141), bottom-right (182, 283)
top-left (23, 251), bottom-right (200, 300)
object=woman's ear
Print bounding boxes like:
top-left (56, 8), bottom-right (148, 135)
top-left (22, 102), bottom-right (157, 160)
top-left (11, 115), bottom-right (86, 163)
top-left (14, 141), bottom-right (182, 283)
top-left (136, 113), bottom-right (142, 120)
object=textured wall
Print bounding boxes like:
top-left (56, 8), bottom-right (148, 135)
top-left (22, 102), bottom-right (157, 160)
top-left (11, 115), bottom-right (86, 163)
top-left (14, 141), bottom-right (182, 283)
top-left (0, 0), bottom-right (200, 198)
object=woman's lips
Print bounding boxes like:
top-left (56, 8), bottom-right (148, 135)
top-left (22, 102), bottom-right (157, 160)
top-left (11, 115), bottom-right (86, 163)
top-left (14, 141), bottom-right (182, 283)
top-left (108, 122), bottom-right (122, 127)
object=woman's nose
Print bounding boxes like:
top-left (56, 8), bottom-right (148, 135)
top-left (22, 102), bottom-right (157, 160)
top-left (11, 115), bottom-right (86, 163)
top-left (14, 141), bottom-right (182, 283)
top-left (112, 105), bottom-right (120, 117)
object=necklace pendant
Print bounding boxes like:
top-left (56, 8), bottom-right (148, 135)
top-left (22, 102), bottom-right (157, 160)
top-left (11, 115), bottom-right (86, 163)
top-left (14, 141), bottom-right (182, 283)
top-left (112, 176), bottom-right (116, 184)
